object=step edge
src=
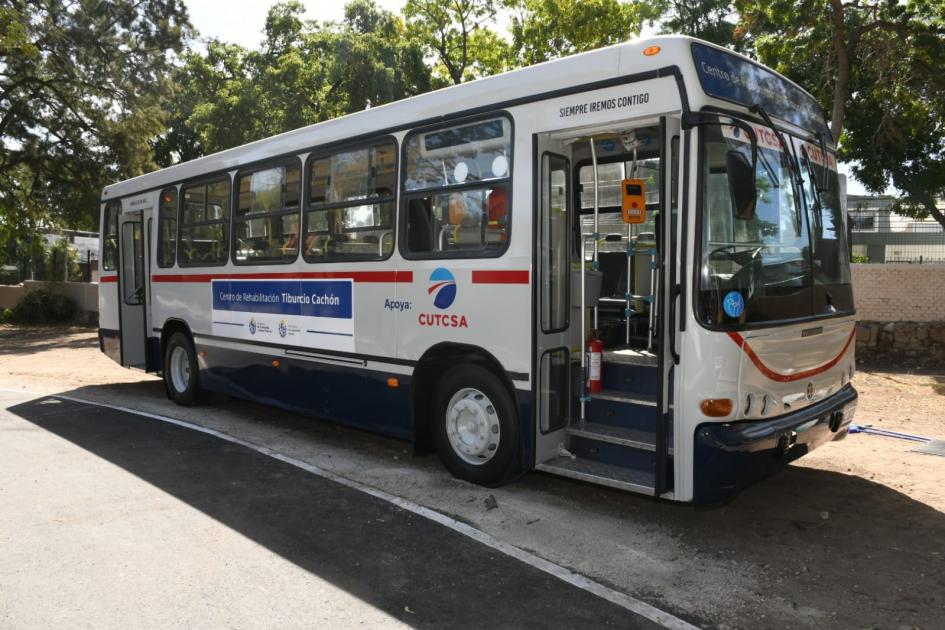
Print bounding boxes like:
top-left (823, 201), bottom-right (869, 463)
top-left (590, 390), bottom-right (657, 406)
top-left (536, 461), bottom-right (655, 495)
top-left (566, 426), bottom-right (657, 451)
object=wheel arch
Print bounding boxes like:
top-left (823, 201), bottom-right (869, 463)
top-left (159, 318), bottom-right (194, 367)
top-left (410, 342), bottom-right (520, 455)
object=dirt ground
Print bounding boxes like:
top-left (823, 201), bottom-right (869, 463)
top-left (1, 325), bottom-right (944, 629)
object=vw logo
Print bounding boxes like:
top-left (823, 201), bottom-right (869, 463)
top-left (805, 382), bottom-right (814, 400)
top-left (428, 268), bottom-right (457, 309)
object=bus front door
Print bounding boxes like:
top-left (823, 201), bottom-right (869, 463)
top-left (534, 137), bottom-right (574, 462)
top-left (117, 211), bottom-right (148, 368)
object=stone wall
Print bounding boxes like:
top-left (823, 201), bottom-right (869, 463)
top-left (855, 321), bottom-right (945, 367)
top-left (851, 264), bottom-right (945, 322)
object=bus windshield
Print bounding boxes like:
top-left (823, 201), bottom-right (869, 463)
top-left (698, 121), bottom-right (853, 327)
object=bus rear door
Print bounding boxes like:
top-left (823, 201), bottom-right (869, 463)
top-left (117, 210), bottom-right (148, 368)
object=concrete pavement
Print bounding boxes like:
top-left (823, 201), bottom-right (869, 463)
top-left (0, 389), bottom-right (659, 629)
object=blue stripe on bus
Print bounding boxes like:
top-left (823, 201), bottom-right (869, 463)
top-left (305, 330), bottom-right (354, 337)
top-left (212, 321), bottom-right (245, 327)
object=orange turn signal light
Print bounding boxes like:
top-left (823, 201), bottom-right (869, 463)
top-left (643, 46), bottom-right (661, 56)
top-left (271, 359), bottom-right (280, 368)
top-left (700, 398), bottom-right (733, 417)
top-left (387, 377), bottom-right (400, 389)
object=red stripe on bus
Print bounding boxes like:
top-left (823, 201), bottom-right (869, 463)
top-left (727, 328), bottom-right (856, 383)
top-left (100, 275), bottom-right (118, 283)
top-left (471, 270), bottom-right (529, 284)
top-left (151, 271), bottom-right (413, 283)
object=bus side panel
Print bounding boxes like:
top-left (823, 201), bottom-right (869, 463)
top-left (196, 343), bottom-right (413, 440)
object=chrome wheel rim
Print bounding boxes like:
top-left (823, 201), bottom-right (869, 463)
top-left (445, 387), bottom-right (500, 465)
top-left (169, 346), bottom-right (191, 394)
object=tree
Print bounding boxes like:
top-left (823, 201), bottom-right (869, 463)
top-left (0, 0), bottom-right (191, 240)
top-left (403, 0), bottom-right (510, 84)
top-left (154, 1), bottom-right (433, 162)
top-left (739, 0), bottom-right (945, 229)
top-left (505, 0), bottom-right (657, 66)
top-left (658, 0), bottom-right (740, 48)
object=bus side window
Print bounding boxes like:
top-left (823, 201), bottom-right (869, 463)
top-left (102, 200), bottom-right (121, 271)
top-left (178, 177), bottom-right (231, 267)
top-left (401, 116), bottom-right (512, 258)
top-left (157, 187), bottom-right (178, 268)
top-left (303, 140), bottom-right (396, 262)
top-left (233, 160), bottom-right (301, 265)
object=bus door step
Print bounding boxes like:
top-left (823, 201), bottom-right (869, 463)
top-left (536, 457), bottom-right (655, 494)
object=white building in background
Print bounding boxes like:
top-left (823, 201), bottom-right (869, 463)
top-left (847, 195), bottom-right (944, 233)
top-left (847, 195), bottom-right (945, 263)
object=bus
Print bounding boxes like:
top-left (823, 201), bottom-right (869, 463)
top-left (98, 36), bottom-right (858, 504)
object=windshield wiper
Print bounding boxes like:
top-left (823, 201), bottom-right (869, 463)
top-left (749, 104), bottom-right (803, 189)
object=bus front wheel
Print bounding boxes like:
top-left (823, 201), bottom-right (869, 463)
top-left (163, 332), bottom-right (200, 406)
top-left (432, 364), bottom-right (520, 487)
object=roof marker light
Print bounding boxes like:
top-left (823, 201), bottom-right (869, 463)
top-left (643, 46), bottom-right (661, 56)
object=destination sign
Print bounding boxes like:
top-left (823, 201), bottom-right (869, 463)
top-left (691, 42), bottom-right (831, 138)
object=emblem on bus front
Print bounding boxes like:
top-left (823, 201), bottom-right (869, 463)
top-left (428, 268), bottom-right (457, 309)
top-left (806, 382), bottom-right (814, 400)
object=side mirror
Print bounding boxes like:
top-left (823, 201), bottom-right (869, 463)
top-left (726, 150), bottom-right (757, 221)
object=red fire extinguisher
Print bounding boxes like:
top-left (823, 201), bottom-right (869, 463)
top-left (586, 332), bottom-right (603, 393)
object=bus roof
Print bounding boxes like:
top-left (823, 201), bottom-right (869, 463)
top-left (102, 35), bottom-right (823, 201)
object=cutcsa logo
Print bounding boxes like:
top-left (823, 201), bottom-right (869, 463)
top-left (428, 268), bottom-right (457, 309)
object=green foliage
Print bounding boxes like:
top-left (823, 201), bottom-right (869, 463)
top-left (658, 0), bottom-right (740, 48)
top-left (850, 253), bottom-right (869, 263)
top-left (741, 0), bottom-right (945, 229)
top-left (154, 1), bottom-right (433, 161)
top-left (1, 0), bottom-right (191, 255)
top-left (11, 287), bottom-right (77, 324)
top-left (505, 0), bottom-right (656, 65)
top-left (0, 308), bottom-right (13, 324)
top-left (43, 237), bottom-right (81, 282)
top-left (404, 0), bottom-right (509, 84)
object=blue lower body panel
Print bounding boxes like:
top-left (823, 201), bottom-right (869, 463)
top-left (693, 385), bottom-right (858, 505)
top-left (196, 343), bottom-right (413, 441)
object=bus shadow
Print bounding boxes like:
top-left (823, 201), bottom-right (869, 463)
top-left (6, 391), bottom-right (651, 630)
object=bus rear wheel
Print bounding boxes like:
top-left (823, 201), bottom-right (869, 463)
top-left (432, 364), bottom-right (520, 487)
top-left (163, 332), bottom-right (199, 406)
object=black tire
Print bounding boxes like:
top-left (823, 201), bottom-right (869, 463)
top-left (163, 332), bottom-right (200, 406)
top-left (432, 363), bottom-right (521, 487)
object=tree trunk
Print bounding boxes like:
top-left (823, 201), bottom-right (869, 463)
top-left (829, 0), bottom-right (850, 140)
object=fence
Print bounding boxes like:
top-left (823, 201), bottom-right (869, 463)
top-left (850, 220), bottom-right (945, 264)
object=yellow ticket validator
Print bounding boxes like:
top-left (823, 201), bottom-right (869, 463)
top-left (621, 178), bottom-right (646, 224)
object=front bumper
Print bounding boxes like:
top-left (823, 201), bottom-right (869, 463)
top-left (693, 384), bottom-right (858, 504)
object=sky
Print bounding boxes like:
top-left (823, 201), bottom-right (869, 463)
top-left (183, 0), bottom-right (878, 195)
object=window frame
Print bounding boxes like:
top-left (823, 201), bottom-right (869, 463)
top-left (231, 157), bottom-right (303, 266)
top-left (692, 111), bottom-right (855, 333)
top-left (156, 186), bottom-right (179, 269)
top-left (302, 136), bottom-right (399, 264)
top-left (102, 200), bottom-right (121, 271)
top-left (398, 112), bottom-right (514, 261)
top-left (540, 151), bottom-right (571, 334)
top-left (177, 175), bottom-right (232, 268)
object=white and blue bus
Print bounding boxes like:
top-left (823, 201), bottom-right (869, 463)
top-left (98, 36), bottom-right (858, 503)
